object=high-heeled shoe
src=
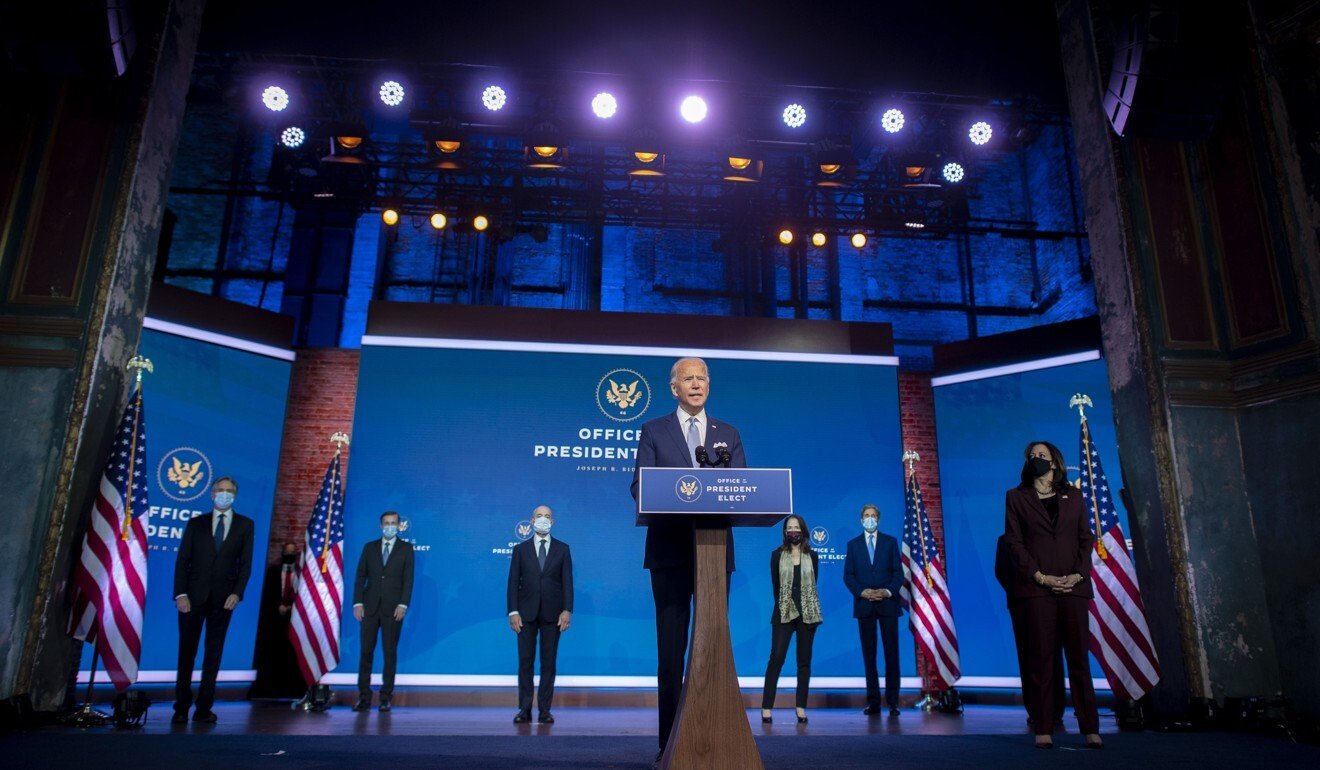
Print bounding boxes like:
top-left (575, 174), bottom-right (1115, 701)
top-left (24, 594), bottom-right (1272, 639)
top-left (796, 714), bottom-right (808, 724)
top-left (1084, 734), bottom-right (1104, 749)
top-left (761, 712), bottom-right (772, 724)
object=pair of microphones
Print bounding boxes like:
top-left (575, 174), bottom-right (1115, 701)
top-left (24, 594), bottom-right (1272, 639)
top-left (694, 445), bottom-right (733, 468)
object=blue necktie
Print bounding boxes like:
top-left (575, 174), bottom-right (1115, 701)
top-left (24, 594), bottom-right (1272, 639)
top-left (214, 514), bottom-right (226, 550)
top-left (867, 533), bottom-right (875, 564)
top-left (383, 540), bottom-right (392, 565)
top-left (686, 416), bottom-right (699, 467)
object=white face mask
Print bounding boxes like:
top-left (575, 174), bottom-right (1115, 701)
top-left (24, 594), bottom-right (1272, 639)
top-left (533, 517), bottom-right (552, 534)
top-left (861, 517), bottom-right (879, 533)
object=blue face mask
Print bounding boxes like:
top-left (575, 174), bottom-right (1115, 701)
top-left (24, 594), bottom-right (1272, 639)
top-left (533, 517), bottom-right (552, 534)
top-left (381, 525), bottom-right (399, 539)
top-left (861, 517), bottom-right (879, 533)
top-left (213, 491), bottom-right (235, 510)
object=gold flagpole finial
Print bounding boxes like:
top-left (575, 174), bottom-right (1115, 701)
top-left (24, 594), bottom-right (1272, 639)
top-left (1069, 393), bottom-right (1093, 421)
top-left (127, 355), bottom-right (154, 384)
top-left (330, 432), bottom-right (351, 453)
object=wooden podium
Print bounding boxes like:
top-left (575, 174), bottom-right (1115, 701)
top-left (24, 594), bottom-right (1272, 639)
top-left (636, 467), bottom-right (792, 770)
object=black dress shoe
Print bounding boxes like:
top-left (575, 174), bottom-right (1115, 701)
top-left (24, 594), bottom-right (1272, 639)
top-left (889, 706), bottom-right (901, 717)
top-left (379, 698), bottom-right (391, 712)
top-left (171, 711), bottom-right (188, 725)
top-left (862, 704), bottom-right (881, 716)
top-left (761, 714), bottom-right (772, 724)
top-left (352, 699), bottom-right (371, 712)
top-left (797, 714), bottom-right (809, 724)
top-left (513, 710), bottom-right (531, 723)
top-left (537, 711), bottom-right (554, 724)
top-left (192, 710), bottom-right (217, 723)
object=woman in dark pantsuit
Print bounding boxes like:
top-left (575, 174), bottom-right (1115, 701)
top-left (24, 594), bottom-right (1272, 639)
top-left (1003, 440), bottom-right (1103, 750)
top-left (760, 514), bottom-right (822, 724)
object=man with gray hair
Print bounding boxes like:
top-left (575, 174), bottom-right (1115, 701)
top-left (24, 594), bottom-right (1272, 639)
top-left (506, 504), bottom-right (573, 724)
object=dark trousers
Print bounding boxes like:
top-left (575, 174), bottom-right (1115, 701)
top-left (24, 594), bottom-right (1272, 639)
top-left (761, 618), bottom-right (818, 709)
top-left (650, 566), bottom-right (695, 749)
top-left (358, 608), bottom-right (403, 698)
top-left (858, 614), bottom-right (900, 707)
top-left (174, 599), bottom-right (233, 713)
top-left (517, 617), bottom-right (562, 713)
top-left (1023, 594), bottom-right (1099, 736)
top-left (1008, 598), bottom-right (1065, 721)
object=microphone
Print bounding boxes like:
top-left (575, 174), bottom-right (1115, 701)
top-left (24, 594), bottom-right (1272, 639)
top-left (715, 446), bottom-right (732, 467)
top-left (694, 446), bottom-right (711, 467)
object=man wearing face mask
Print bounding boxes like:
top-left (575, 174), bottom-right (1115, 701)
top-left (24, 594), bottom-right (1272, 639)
top-left (251, 542), bottom-right (306, 699)
top-left (506, 505), bottom-right (574, 724)
top-left (842, 503), bottom-right (904, 717)
top-left (172, 476), bottom-right (255, 724)
top-left (352, 511), bottom-right (415, 712)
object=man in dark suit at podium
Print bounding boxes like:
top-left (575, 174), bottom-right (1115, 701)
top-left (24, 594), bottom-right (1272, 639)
top-left (507, 504), bottom-right (573, 724)
top-left (172, 475), bottom-right (255, 724)
top-left (352, 510), bottom-right (415, 712)
top-left (842, 503), bottom-right (904, 716)
top-left (630, 357), bottom-right (747, 756)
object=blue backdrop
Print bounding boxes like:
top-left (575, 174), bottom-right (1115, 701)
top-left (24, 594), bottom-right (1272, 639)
top-left (81, 328), bottom-right (291, 678)
top-left (933, 357), bottom-right (1129, 684)
top-left (340, 344), bottom-right (910, 680)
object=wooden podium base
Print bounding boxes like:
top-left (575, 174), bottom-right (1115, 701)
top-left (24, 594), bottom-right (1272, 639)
top-left (657, 527), bottom-right (763, 770)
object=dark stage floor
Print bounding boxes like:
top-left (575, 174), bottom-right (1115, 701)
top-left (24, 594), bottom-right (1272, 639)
top-left (7, 703), bottom-right (1315, 768)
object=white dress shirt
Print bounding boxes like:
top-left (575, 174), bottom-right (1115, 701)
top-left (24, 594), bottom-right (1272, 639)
top-left (676, 407), bottom-right (708, 448)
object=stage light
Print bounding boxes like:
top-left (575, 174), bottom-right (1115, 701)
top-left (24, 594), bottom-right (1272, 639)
top-left (525, 123), bottom-right (567, 168)
top-left (381, 208), bottom-right (399, 226)
top-left (280, 127), bottom-right (305, 149)
top-left (261, 85), bottom-right (289, 112)
top-left (628, 129), bottom-right (666, 176)
top-left (942, 161), bottom-right (965, 183)
top-left (814, 140), bottom-right (856, 187)
top-left (429, 212), bottom-right (447, 230)
top-left (473, 215), bottom-right (490, 231)
top-left (435, 140), bottom-right (461, 153)
top-left (728, 156), bottom-right (752, 170)
top-left (723, 144), bottom-right (763, 183)
top-left (905, 221), bottom-right (926, 229)
top-left (592, 92), bottom-right (617, 119)
top-left (482, 85), bottom-right (507, 111)
top-left (324, 123), bottom-right (369, 163)
top-left (969, 120), bottom-right (993, 145)
top-left (881, 108), bottom-right (904, 133)
top-left (426, 117), bottom-right (466, 170)
top-left (778, 229), bottom-right (794, 245)
top-left (819, 163), bottom-right (840, 175)
top-left (850, 232), bottom-right (867, 249)
top-left (635, 151), bottom-right (658, 163)
top-left (782, 103), bottom-right (806, 128)
top-left (379, 80), bottom-right (405, 107)
top-left (811, 232), bottom-right (827, 248)
top-left (680, 95), bottom-right (707, 123)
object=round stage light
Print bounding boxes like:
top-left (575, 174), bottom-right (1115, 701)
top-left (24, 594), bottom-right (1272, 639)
top-left (778, 229), bottom-right (794, 245)
top-left (881, 108), bottom-right (904, 133)
top-left (942, 161), bottom-right (965, 183)
top-left (969, 121), bottom-right (993, 145)
top-left (850, 232), bottom-right (867, 249)
top-left (782, 103), bottom-right (806, 128)
top-left (279, 127), bottom-right (305, 148)
top-left (381, 208), bottom-right (399, 226)
top-left (592, 92), bottom-right (618, 119)
top-left (482, 85), bottom-right (507, 111)
top-left (379, 80), bottom-right (406, 107)
top-left (680, 95), bottom-right (708, 124)
top-left (429, 213), bottom-right (447, 230)
top-left (473, 215), bottom-right (490, 232)
top-left (811, 232), bottom-right (827, 248)
top-left (261, 85), bottom-right (289, 112)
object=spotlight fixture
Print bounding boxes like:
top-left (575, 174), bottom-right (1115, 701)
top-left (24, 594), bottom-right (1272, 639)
top-left (811, 232), bottom-right (827, 248)
top-left (628, 129), bottom-right (666, 176)
top-left (782, 103), bottom-right (807, 128)
top-left (525, 122), bottom-right (567, 169)
top-left (900, 153), bottom-right (941, 187)
top-left (261, 85), bottom-right (289, 112)
top-left (425, 117), bottom-right (466, 170)
top-left (429, 212), bottom-right (447, 230)
top-left (905, 221), bottom-right (926, 229)
top-left (378, 80), bottom-right (406, 107)
top-left (111, 691), bottom-right (151, 729)
top-left (324, 123), bottom-right (369, 163)
top-left (680, 95), bottom-right (707, 124)
top-left (592, 92), bottom-right (618, 119)
top-left (881, 108), bottom-right (905, 133)
top-left (482, 85), bottom-right (507, 111)
top-left (381, 208), bottom-right (399, 226)
top-left (850, 232), bottom-right (868, 249)
top-left (280, 127), bottom-right (306, 149)
top-left (814, 139), bottom-right (856, 187)
top-left (942, 161), bottom-right (965, 183)
top-left (473, 214), bottom-right (490, 232)
top-left (969, 121), bottom-right (993, 145)
top-left (778, 229), bottom-right (794, 245)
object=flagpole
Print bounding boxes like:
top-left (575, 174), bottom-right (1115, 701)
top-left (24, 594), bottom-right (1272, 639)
top-left (321, 432), bottom-right (350, 574)
top-left (1070, 394), bottom-right (1108, 559)
top-left (66, 647), bottom-right (108, 727)
top-left (903, 450), bottom-right (938, 711)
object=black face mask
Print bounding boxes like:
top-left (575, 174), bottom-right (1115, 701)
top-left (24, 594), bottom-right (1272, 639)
top-left (1026, 456), bottom-right (1053, 479)
top-left (785, 531), bottom-right (803, 545)
top-left (282, 554), bottom-right (296, 565)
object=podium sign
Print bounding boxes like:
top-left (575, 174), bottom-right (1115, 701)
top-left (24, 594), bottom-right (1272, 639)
top-left (635, 467), bottom-right (793, 526)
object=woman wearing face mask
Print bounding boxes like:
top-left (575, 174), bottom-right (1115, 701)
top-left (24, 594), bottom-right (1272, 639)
top-left (1003, 441), bottom-right (1102, 750)
top-left (760, 514), bottom-right (822, 724)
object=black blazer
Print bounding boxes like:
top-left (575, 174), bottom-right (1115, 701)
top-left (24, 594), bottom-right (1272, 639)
top-left (768, 548), bottom-right (820, 624)
top-left (1002, 486), bottom-right (1095, 600)
top-left (353, 538), bottom-right (415, 615)
top-left (173, 511), bottom-right (255, 605)
top-left (506, 536), bottom-right (574, 623)
top-left (629, 412), bottom-right (747, 572)
top-left (842, 531), bottom-right (904, 618)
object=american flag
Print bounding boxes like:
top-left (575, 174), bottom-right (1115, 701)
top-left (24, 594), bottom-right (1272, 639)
top-left (69, 385), bottom-right (150, 691)
top-left (289, 450), bottom-right (346, 685)
top-left (1078, 417), bottom-right (1161, 700)
top-left (898, 467), bottom-right (961, 690)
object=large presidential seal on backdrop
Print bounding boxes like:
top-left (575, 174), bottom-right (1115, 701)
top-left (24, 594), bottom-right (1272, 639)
top-left (596, 368), bottom-right (651, 422)
top-left (156, 446), bottom-right (213, 502)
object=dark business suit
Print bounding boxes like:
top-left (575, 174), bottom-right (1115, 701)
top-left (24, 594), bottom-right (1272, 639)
top-left (1003, 485), bottom-right (1099, 736)
top-left (842, 530), bottom-right (904, 708)
top-left (353, 537), bottom-right (415, 699)
top-left (172, 510), bottom-right (255, 714)
top-left (507, 535), bottom-right (574, 713)
top-left (630, 411), bottom-right (746, 749)
top-left (762, 548), bottom-right (821, 710)
top-left (994, 535), bottom-right (1064, 722)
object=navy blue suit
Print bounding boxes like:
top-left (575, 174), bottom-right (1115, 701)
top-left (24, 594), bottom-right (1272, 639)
top-left (842, 531), bottom-right (904, 708)
top-left (507, 536), bottom-right (573, 714)
top-left (630, 410), bottom-right (746, 748)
